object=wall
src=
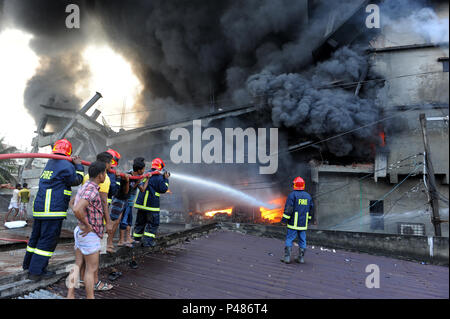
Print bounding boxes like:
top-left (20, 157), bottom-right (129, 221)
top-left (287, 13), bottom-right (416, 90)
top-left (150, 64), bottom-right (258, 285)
top-left (313, 172), bottom-right (449, 237)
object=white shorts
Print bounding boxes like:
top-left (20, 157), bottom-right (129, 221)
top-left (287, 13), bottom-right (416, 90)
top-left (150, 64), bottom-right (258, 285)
top-left (74, 226), bottom-right (101, 256)
top-left (19, 202), bottom-right (28, 212)
top-left (8, 201), bottom-right (18, 210)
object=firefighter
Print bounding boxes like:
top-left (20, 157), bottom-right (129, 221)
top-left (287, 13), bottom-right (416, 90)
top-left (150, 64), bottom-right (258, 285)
top-left (133, 157), bottom-right (170, 247)
top-left (280, 176), bottom-right (316, 264)
top-left (23, 139), bottom-right (84, 280)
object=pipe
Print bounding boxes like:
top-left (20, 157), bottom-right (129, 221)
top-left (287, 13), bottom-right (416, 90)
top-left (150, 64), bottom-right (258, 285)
top-left (0, 238), bottom-right (28, 243)
top-left (0, 153), bottom-right (158, 180)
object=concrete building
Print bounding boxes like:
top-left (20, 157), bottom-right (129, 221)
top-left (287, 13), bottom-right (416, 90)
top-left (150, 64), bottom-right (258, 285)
top-left (311, 1), bottom-right (449, 237)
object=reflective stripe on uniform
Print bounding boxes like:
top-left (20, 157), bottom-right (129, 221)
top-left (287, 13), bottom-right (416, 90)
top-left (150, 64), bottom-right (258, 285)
top-left (116, 181), bottom-right (121, 185)
top-left (33, 189), bottom-right (68, 217)
top-left (45, 189), bottom-right (52, 212)
top-left (33, 211), bottom-right (67, 218)
top-left (76, 171), bottom-right (84, 177)
top-left (133, 204), bottom-right (160, 211)
top-left (26, 246), bottom-right (35, 253)
top-left (33, 248), bottom-right (53, 257)
top-left (165, 183), bottom-right (169, 187)
top-left (107, 198), bottom-right (112, 204)
top-left (144, 191), bottom-right (149, 206)
top-left (133, 233), bottom-right (143, 237)
top-left (144, 232), bottom-right (156, 238)
top-left (282, 214), bottom-right (291, 219)
top-left (154, 192), bottom-right (160, 197)
top-left (63, 190), bottom-right (72, 196)
top-left (287, 212), bottom-right (308, 230)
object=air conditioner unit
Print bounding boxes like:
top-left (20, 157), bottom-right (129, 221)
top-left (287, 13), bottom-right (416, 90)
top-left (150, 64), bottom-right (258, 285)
top-left (397, 222), bottom-right (425, 236)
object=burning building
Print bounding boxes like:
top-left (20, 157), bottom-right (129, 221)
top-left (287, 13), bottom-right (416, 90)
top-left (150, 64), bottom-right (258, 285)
top-left (3, 0), bottom-right (448, 236)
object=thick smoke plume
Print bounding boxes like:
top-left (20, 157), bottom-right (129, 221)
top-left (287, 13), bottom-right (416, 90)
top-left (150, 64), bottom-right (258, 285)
top-left (247, 46), bottom-right (382, 157)
top-left (0, 0), bottom-right (447, 157)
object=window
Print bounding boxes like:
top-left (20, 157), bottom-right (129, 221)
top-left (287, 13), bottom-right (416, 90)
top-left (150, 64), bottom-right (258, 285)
top-left (438, 57), bottom-right (449, 72)
top-left (370, 200), bottom-right (384, 230)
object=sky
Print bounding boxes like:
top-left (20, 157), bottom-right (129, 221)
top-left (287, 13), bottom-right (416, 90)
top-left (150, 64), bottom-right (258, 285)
top-left (0, 29), bottom-right (40, 150)
top-left (0, 28), bottom-right (143, 151)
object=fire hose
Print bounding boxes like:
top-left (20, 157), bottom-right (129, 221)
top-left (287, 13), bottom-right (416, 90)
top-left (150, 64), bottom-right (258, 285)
top-left (0, 153), bottom-right (169, 180)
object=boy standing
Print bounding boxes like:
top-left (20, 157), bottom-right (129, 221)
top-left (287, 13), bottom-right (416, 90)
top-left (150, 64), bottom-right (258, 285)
top-left (118, 158), bottom-right (146, 246)
top-left (18, 183), bottom-right (30, 221)
top-left (4, 184), bottom-right (21, 223)
top-left (67, 161), bottom-right (106, 299)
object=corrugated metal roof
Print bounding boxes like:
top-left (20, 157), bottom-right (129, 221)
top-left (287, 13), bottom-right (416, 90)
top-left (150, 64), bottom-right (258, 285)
top-left (49, 229), bottom-right (449, 299)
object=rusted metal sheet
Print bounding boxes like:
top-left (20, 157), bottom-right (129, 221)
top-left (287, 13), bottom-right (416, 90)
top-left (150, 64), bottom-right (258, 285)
top-left (49, 230), bottom-right (449, 299)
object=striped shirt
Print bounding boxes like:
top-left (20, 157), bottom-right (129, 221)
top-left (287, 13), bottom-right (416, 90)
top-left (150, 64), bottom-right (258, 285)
top-left (74, 180), bottom-right (104, 238)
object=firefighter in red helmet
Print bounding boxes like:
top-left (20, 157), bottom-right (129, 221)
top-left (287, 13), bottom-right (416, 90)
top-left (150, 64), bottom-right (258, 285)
top-left (133, 157), bottom-right (170, 247)
top-left (280, 176), bottom-right (316, 264)
top-left (23, 139), bottom-right (84, 280)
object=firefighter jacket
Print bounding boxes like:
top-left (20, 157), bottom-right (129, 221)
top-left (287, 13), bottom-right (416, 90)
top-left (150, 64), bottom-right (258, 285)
top-left (281, 190), bottom-right (314, 230)
top-left (107, 171), bottom-right (119, 204)
top-left (134, 169), bottom-right (169, 212)
top-left (33, 159), bottom-right (84, 219)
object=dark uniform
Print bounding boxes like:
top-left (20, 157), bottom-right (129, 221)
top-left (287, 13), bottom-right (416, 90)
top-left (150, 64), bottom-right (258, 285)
top-left (107, 171), bottom-right (119, 204)
top-left (133, 169), bottom-right (169, 246)
top-left (281, 189), bottom-right (314, 263)
top-left (23, 159), bottom-right (84, 275)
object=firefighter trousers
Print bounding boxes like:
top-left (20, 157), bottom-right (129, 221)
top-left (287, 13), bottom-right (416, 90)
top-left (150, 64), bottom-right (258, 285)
top-left (23, 219), bottom-right (63, 275)
top-left (285, 228), bottom-right (307, 249)
top-left (133, 209), bottom-right (159, 245)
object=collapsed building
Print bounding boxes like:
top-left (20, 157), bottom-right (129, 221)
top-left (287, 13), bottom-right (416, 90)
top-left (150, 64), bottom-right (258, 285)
top-left (10, 0), bottom-right (448, 237)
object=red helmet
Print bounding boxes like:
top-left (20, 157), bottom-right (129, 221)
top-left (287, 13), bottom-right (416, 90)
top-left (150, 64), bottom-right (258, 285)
top-left (151, 158), bottom-right (165, 170)
top-left (106, 149), bottom-right (121, 167)
top-left (52, 139), bottom-right (72, 156)
top-left (293, 176), bottom-right (305, 190)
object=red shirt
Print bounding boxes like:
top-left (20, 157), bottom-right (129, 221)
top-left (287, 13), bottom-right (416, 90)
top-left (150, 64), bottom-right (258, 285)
top-left (74, 180), bottom-right (104, 238)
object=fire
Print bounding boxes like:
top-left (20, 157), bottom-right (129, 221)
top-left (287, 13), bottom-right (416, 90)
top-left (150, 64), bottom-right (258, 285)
top-left (260, 197), bottom-right (286, 223)
top-left (379, 131), bottom-right (386, 147)
top-left (204, 207), bottom-right (233, 218)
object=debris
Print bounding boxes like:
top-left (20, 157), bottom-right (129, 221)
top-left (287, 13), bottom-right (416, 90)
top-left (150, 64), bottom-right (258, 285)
top-left (311, 246), bottom-right (315, 249)
top-left (268, 252), bottom-right (274, 256)
top-left (345, 258), bottom-right (350, 262)
top-left (108, 271), bottom-right (122, 281)
top-left (4, 221), bottom-right (27, 229)
top-left (129, 260), bottom-right (138, 269)
top-left (332, 249), bottom-right (336, 253)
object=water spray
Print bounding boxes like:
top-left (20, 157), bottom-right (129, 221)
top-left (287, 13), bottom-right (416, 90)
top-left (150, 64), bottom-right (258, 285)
top-left (1, 153), bottom-right (279, 209)
top-left (171, 172), bottom-right (277, 209)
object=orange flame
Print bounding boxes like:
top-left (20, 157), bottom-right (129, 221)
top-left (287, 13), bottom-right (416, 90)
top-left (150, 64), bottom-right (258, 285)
top-left (260, 197), bottom-right (286, 223)
top-left (379, 131), bottom-right (385, 147)
top-left (204, 207), bottom-right (233, 218)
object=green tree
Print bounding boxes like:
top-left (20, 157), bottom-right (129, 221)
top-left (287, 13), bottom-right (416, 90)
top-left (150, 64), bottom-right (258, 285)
top-left (0, 137), bottom-right (18, 184)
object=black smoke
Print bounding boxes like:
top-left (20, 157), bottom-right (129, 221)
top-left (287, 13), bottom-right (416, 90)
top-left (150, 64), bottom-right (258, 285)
top-left (247, 45), bottom-right (383, 158)
top-left (2, 0), bottom-right (443, 158)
